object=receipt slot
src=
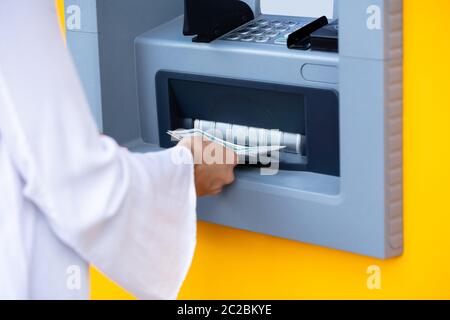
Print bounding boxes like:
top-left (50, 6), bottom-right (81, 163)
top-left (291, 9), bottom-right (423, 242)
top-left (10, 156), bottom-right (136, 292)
top-left (66, 0), bottom-right (404, 259)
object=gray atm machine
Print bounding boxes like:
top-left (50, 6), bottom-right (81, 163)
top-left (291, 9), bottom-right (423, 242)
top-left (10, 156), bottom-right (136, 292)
top-left (65, 0), bottom-right (403, 259)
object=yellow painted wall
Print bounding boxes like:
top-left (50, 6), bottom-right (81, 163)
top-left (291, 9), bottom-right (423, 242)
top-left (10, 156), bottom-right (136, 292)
top-left (56, 0), bottom-right (450, 299)
top-left (55, 0), bottom-right (65, 40)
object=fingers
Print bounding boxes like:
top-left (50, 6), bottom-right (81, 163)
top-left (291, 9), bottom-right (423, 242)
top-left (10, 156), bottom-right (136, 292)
top-left (180, 136), bottom-right (238, 167)
top-left (188, 138), bottom-right (238, 197)
top-left (223, 168), bottom-right (235, 185)
top-left (210, 188), bottom-right (223, 196)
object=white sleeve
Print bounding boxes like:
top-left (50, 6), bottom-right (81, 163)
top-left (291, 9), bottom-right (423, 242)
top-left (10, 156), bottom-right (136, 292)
top-left (0, 0), bottom-right (197, 299)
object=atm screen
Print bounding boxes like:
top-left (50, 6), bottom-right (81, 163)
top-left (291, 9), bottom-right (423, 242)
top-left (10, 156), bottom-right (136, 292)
top-left (261, 0), bottom-right (335, 18)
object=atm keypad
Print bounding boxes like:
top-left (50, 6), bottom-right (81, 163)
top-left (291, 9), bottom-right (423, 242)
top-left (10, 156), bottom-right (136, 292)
top-left (220, 16), bottom-right (313, 46)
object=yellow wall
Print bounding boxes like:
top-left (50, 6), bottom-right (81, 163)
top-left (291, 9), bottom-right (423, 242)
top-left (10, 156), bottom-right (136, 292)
top-left (56, 0), bottom-right (450, 299)
top-left (55, 0), bottom-right (65, 39)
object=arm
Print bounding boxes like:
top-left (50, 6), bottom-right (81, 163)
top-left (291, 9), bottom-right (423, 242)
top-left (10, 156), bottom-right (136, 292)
top-left (0, 0), bottom-right (196, 299)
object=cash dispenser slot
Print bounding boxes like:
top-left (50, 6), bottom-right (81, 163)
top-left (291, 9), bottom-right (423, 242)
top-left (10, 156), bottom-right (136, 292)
top-left (155, 71), bottom-right (340, 176)
top-left (188, 119), bottom-right (306, 155)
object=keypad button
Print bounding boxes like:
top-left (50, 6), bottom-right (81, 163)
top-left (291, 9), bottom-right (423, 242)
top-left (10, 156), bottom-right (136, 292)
top-left (265, 30), bottom-right (279, 38)
top-left (275, 25), bottom-right (289, 32)
top-left (238, 28), bottom-right (252, 35)
top-left (256, 19), bottom-right (269, 26)
top-left (287, 21), bottom-right (297, 27)
top-left (261, 25), bottom-right (273, 31)
top-left (272, 20), bottom-right (283, 26)
top-left (226, 33), bottom-right (240, 41)
top-left (246, 23), bottom-right (260, 30)
top-left (240, 35), bottom-right (255, 42)
top-left (250, 29), bottom-right (265, 36)
top-left (254, 36), bottom-right (270, 43)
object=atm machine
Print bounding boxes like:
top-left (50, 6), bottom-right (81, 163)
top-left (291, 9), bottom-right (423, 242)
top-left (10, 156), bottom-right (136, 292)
top-left (65, 0), bottom-right (403, 259)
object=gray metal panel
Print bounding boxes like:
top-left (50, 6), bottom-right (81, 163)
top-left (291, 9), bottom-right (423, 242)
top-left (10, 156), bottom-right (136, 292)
top-left (66, 0), bottom-right (184, 141)
top-left (65, 0), bottom-right (103, 129)
top-left (66, 31), bottom-right (103, 130)
top-left (96, 0), bottom-right (184, 144)
top-left (340, 0), bottom-right (402, 60)
top-left (339, 0), bottom-right (403, 257)
top-left (333, 0), bottom-right (339, 18)
top-left (65, 0), bottom-right (99, 33)
top-left (301, 64), bottom-right (338, 84)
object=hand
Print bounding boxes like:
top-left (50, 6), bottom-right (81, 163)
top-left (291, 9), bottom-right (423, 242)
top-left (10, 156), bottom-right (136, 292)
top-left (179, 136), bottom-right (238, 197)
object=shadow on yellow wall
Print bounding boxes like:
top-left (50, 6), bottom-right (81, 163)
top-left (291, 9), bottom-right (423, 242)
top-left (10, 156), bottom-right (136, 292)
top-left (56, 0), bottom-right (450, 299)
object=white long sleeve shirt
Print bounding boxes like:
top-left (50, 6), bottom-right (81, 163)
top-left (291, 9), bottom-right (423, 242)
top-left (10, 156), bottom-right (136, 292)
top-left (0, 0), bottom-right (197, 299)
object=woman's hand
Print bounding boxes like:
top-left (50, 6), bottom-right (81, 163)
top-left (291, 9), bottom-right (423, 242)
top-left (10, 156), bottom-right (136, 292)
top-left (179, 136), bottom-right (238, 197)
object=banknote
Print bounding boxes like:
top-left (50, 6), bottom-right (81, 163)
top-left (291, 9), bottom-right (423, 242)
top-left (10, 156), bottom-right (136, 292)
top-left (167, 129), bottom-right (286, 156)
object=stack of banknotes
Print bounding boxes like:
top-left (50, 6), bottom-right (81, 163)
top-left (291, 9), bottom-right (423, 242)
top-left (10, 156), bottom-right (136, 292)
top-left (167, 129), bottom-right (286, 156)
